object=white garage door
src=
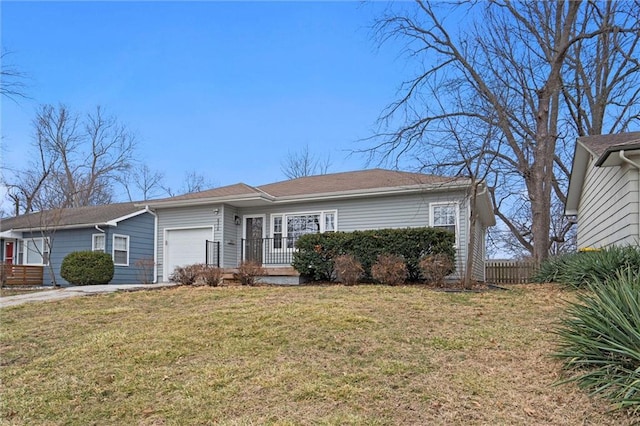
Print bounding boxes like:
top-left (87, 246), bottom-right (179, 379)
top-left (165, 228), bottom-right (212, 278)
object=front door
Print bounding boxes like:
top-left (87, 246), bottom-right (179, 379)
top-left (244, 217), bottom-right (263, 264)
top-left (4, 241), bottom-right (14, 265)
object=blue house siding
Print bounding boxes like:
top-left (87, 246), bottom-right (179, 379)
top-left (16, 211), bottom-right (155, 286)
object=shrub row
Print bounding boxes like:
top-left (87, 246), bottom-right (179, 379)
top-left (534, 245), bottom-right (640, 288)
top-left (292, 227), bottom-right (455, 282)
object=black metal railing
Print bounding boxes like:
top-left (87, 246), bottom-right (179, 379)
top-left (205, 240), bottom-right (220, 267)
top-left (241, 237), bottom-right (297, 265)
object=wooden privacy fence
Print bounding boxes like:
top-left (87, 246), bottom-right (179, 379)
top-left (485, 260), bottom-right (537, 284)
top-left (0, 263), bottom-right (45, 286)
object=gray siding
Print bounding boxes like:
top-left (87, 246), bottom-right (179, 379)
top-left (240, 191), bottom-right (469, 279)
top-left (156, 205), bottom-right (222, 282)
top-left (578, 157), bottom-right (640, 248)
top-left (153, 190), bottom-right (488, 282)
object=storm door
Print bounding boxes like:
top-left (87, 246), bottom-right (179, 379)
top-left (244, 217), bottom-right (264, 264)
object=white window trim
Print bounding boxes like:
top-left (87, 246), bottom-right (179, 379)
top-left (23, 237), bottom-right (50, 266)
top-left (92, 233), bottom-right (106, 252)
top-left (112, 234), bottom-right (130, 266)
top-left (429, 202), bottom-right (459, 247)
top-left (270, 210), bottom-right (338, 251)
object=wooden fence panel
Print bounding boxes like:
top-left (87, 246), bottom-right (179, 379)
top-left (1, 263), bottom-right (45, 286)
top-left (485, 260), bottom-right (536, 284)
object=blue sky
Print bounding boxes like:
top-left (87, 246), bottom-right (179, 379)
top-left (1, 1), bottom-right (417, 201)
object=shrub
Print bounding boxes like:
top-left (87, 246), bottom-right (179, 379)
top-left (234, 261), bottom-right (265, 286)
top-left (333, 254), bottom-right (364, 285)
top-left (371, 254), bottom-right (408, 286)
top-left (535, 245), bottom-right (640, 288)
top-left (135, 258), bottom-right (155, 284)
top-left (199, 265), bottom-right (223, 287)
top-left (554, 269), bottom-right (640, 414)
top-left (419, 253), bottom-right (454, 287)
top-left (169, 264), bottom-right (201, 285)
top-left (292, 227), bottom-right (455, 282)
top-left (60, 251), bottom-right (114, 285)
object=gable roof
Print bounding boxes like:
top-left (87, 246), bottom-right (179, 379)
top-left (0, 202), bottom-right (148, 234)
top-left (566, 132), bottom-right (640, 215)
top-left (578, 132), bottom-right (640, 166)
top-left (142, 169), bottom-right (471, 208)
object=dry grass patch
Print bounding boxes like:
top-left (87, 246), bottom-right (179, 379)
top-left (0, 284), bottom-right (636, 425)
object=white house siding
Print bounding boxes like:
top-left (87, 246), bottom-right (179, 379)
top-left (156, 205), bottom-right (223, 282)
top-left (239, 191), bottom-right (469, 279)
top-left (470, 218), bottom-right (486, 282)
top-left (222, 205), bottom-right (240, 268)
top-left (578, 158), bottom-right (640, 248)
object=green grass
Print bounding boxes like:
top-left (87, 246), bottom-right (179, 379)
top-left (0, 284), bottom-right (636, 425)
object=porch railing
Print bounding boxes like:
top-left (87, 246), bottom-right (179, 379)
top-left (205, 240), bottom-right (221, 267)
top-left (241, 237), bottom-right (297, 265)
top-left (1, 263), bottom-right (45, 286)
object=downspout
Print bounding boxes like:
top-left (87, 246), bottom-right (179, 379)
top-left (475, 185), bottom-right (488, 283)
top-left (619, 151), bottom-right (640, 243)
top-left (145, 206), bottom-right (159, 283)
top-left (95, 225), bottom-right (105, 233)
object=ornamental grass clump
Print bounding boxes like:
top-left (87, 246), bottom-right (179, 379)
top-left (554, 269), bottom-right (640, 415)
top-left (371, 254), bottom-right (408, 286)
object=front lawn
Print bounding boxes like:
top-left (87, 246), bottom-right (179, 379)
top-left (0, 284), bottom-right (634, 425)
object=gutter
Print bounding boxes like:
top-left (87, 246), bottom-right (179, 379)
top-left (619, 151), bottom-right (640, 242)
top-left (145, 205), bottom-right (159, 284)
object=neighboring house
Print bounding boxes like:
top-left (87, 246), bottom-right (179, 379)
top-left (141, 169), bottom-right (496, 283)
top-left (0, 202), bottom-right (156, 285)
top-left (565, 132), bottom-right (640, 249)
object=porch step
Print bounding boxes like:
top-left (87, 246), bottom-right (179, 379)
top-left (219, 267), bottom-right (303, 286)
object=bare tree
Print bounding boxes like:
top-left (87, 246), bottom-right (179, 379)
top-left (366, 0), bottom-right (640, 265)
top-left (5, 104), bottom-right (136, 213)
top-left (0, 50), bottom-right (28, 101)
top-left (118, 164), bottom-right (166, 201)
top-left (281, 144), bottom-right (331, 179)
top-left (162, 171), bottom-right (216, 196)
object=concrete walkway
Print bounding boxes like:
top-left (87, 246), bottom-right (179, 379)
top-left (0, 283), bottom-right (178, 308)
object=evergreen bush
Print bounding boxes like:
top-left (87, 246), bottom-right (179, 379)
top-left (60, 251), bottom-right (114, 285)
top-left (292, 227), bottom-right (455, 282)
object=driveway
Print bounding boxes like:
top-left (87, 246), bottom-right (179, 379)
top-left (0, 283), bottom-right (177, 308)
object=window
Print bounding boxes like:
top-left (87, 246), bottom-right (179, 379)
top-left (431, 203), bottom-right (458, 244)
top-left (273, 216), bottom-right (283, 249)
top-left (113, 234), bottom-right (129, 266)
top-left (271, 211), bottom-right (337, 249)
top-left (24, 237), bottom-right (50, 265)
top-left (92, 234), bottom-right (105, 252)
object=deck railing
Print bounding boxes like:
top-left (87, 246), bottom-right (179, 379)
top-left (241, 237), bottom-right (297, 265)
top-left (205, 240), bottom-right (221, 267)
top-left (1, 263), bottom-right (45, 286)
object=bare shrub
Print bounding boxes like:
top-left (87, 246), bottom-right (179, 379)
top-left (333, 254), bottom-right (364, 286)
top-left (234, 261), bottom-right (265, 286)
top-left (419, 254), bottom-right (454, 287)
top-left (135, 257), bottom-right (155, 284)
top-left (371, 254), bottom-right (408, 286)
top-left (199, 265), bottom-right (223, 287)
top-left (169, 264), bottom-right (200, 285)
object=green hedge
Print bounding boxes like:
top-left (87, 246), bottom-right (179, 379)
top-left (292, 227), bottom-right (455, 282)
top-left (60, 251), bottom-right (114, 285)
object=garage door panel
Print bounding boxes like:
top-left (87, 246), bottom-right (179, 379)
top-left (166, 228), bottom-right (212, 276)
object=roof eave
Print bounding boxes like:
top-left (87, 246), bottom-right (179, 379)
top-left (140, 193), bottom-right (275, 209)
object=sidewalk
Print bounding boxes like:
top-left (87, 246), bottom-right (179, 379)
top-left (0, 282), bottom-right (177, 308)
